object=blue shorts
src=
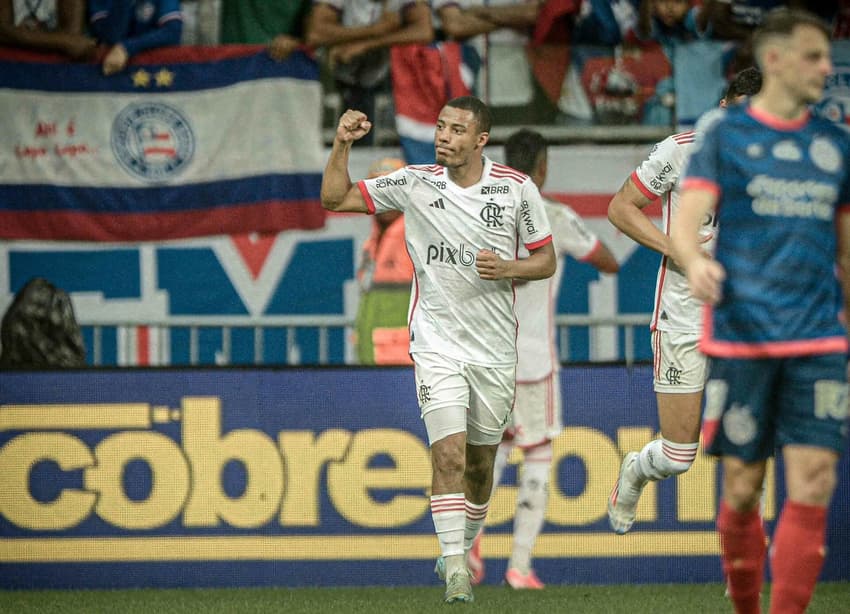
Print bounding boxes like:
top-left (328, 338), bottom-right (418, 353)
top-left (702, 354), bottom-right (849, 462)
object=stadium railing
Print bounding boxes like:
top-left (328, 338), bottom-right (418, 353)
top-left (78, 313), bottom-right (652, 367)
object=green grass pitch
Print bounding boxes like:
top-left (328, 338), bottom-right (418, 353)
top-left (2, 582), bottom-right (849, 613)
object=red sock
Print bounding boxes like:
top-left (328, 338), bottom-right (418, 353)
top-left (768, 501), bottom-right (827, 614)
top-left (718, 500), bottom-right (766, 614)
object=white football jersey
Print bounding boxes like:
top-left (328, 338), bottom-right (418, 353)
top-left (515, 199), bottom-right (600, 381)
top-left (359, 156), bottom-right (553, 366)
top-left (632, 131), bottom-right (716, 333)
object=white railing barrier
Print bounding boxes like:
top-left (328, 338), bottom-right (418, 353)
top-left (78, 314), bottom-right (652, 367)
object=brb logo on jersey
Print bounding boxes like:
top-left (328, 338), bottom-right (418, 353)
top-left (480, 201), bottom-right (504, 228)
top-left (426, 241), bottom-right (475, 266)
top-left (111, 102), bottom-right (195, 183)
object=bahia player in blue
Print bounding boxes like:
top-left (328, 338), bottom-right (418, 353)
top-left (673, 8), bottom-right (850, 614)
top-left (684, 102), bottom-right (850, 358)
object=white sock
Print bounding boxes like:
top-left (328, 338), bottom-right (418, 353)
top-left (509, 442), bottom-right (551, 573)
top-left (431, 493), bottom-right (465, 576)
top-left (634, 438), bottom-right (698, 482)
top-left (464, 500), bottom-right (489, 552)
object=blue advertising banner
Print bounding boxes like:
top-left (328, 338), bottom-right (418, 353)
top-left (0, 367), bottom-right (847, 589)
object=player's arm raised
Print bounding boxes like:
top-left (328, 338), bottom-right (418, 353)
top-left (321, 109), bottom-right (372, 213)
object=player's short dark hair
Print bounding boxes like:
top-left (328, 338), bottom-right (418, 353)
top-left (723, 67), bottom-right (762, 102)
top-left (753, 8), bottom-right (830, 55)
top-left (445, 96), bottom-right (492, 134)
top-left (504, 129), bottom-right (547, 175)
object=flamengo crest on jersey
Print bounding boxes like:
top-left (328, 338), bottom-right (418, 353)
top-left (358, 156), bottom-right (552, 366)
top-left (683, 104), bottom-right (850, 357)
top-left (632, 129), bottom-right (716, 334)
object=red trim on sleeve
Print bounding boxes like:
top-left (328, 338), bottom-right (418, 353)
top-left (681, 177), bottom-right (721, 197)
top-left (629, 170), bottom-right (659, 201)
top-left (525, 235), bottom-right (553, 251)
top-left (579, 239), bottom-right (602, 263)
top-left (839, 203), bottom-right (850, 214)
top-left (357, 181), bottom-right (376, 214)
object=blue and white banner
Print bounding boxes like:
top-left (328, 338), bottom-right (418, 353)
top-left (0, 46), bottom-right (325, 241)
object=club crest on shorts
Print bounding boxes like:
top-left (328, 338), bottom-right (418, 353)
top-left (723, 403), bottom-right (757, 446)
top-left (111, 103), bottom-right (195, 182)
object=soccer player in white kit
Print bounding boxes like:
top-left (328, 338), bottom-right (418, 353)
top-left (606, 67), bottom-right (762, 534)
top-left (320, 96), bottom-right (556, 604)
top-left (469, 129), bottom-right (619, 589)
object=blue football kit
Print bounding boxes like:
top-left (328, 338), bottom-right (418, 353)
top-left (683, 104), bottom-right (850, 460)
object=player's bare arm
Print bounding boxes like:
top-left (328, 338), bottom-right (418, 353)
top-left (607, 178), bottom-right (672, 256)
top-left (320, 110), bottom-right (372, 213)
top-left (671, 189), bottom-right (724, 304)
top-left (475, 242), bottom-right (555, 281)
top-left (586, 242), bottom-right (620, 274)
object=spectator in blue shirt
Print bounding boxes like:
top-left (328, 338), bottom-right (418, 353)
top-left (89, 0), bottom-right (183, 75)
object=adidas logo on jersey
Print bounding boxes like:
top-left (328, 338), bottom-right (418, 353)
top-left (428, 198), bottom-right (446, 209)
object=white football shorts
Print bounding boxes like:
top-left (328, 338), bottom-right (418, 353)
top-left (652, 329), bottom-right (708, 393)
top-left (413, 351), bottom-right (515, 446)
top-left (507, 371), bottom-right (562, 448)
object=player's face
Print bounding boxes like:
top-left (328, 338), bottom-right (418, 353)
top-left (779, 25), bottom-right (832, 105)
top-left (434, 106), bottom-right (486, 169)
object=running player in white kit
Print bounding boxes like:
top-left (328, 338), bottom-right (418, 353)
top-left (469, 129), bottom-right (619, 589)
top-left (320, 96), bottom-right (556, 604)
top-left (606, 67), bottom-right (762, 535)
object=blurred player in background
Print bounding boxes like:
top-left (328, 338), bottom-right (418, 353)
top-left (320, 96), bottom-right (556, 604)
top-left (354, 157), bottom-right (413, 365)
top-left (470, 128), bottom-right (619, 589)
top-left (672, 9), bottom-right (850, 613)
top-left (606, 66), bottom-right (762, 535)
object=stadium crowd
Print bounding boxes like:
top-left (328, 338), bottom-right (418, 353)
top-left (2, 1), bottom-right (849, 134)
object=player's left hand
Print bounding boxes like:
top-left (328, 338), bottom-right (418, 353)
top-left (475, 249), bottom-right (509, 280)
